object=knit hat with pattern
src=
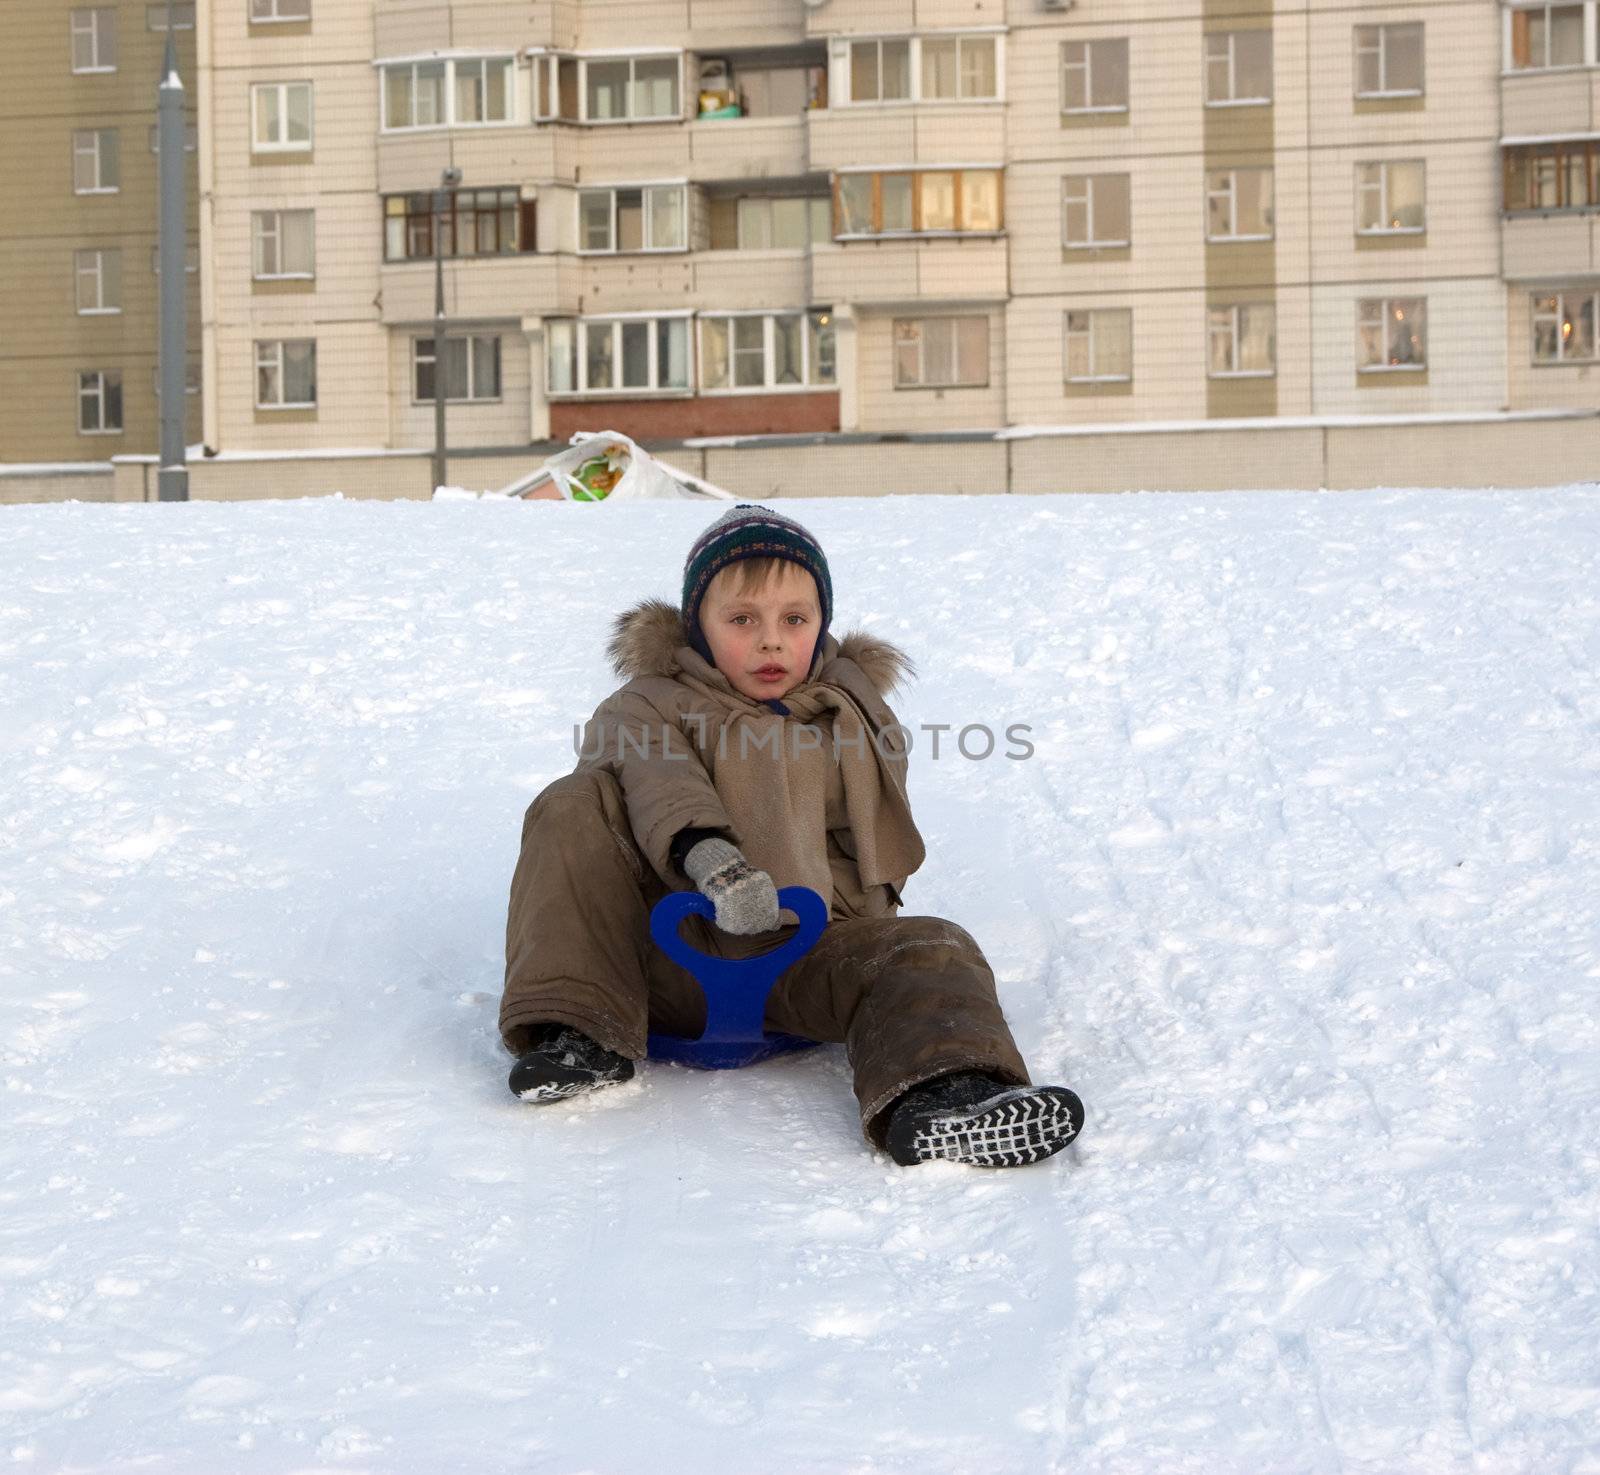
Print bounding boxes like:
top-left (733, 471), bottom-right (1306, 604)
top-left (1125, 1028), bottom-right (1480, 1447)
top-left (681, 504), bottom-right (833, 676)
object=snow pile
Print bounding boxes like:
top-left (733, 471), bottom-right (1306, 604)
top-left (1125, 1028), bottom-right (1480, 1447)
top-left (2, 490), bottom-right (1598, 1474)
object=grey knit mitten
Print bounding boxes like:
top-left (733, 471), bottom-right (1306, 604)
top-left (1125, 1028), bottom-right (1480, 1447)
top-left (682, 837), bottom-right (781, 935)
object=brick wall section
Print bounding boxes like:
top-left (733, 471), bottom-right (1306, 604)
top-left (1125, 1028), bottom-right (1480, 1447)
top-left (552, 392), bottom-right (839, 441)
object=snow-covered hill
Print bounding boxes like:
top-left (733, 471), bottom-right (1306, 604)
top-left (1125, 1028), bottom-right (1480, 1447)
top-left (2, 489), bottom-right (1598, 1474)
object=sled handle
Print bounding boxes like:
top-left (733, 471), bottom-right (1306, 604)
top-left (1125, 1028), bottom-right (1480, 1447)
top-left (650, 886), bottom-right (828, 981)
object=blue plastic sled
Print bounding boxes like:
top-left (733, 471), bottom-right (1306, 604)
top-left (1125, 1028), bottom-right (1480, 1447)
top-left (646, 886), bottom-right (829, 1069)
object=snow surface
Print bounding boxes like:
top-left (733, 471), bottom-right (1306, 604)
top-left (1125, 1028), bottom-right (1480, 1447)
top-left (2, 489), bottom-right (1599, 1475)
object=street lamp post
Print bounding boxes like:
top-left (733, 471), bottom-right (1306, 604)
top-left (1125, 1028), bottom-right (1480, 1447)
top-left (432, 166), bottom-right (462, 495)
top-left (156, 0), bottom-right (188, 500)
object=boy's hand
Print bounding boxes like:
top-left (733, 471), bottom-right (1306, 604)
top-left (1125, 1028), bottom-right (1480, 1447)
top-left (682, 838), bottom-right (781, 935)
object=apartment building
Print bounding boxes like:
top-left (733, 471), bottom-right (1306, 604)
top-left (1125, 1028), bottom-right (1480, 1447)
top-left (10, 0), bottom-right (1596, 495)
top-left (0, 2), bottom-right (203, 464)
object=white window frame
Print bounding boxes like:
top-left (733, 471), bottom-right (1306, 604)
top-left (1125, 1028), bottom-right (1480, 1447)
top-left (255, 338), bottom-right (318, 408)
top-left (412, 334), bottom-right (503, 404)
top-left (698, 312), bottom-right (835, 394)
top-left (1532, 289), bottom-right (1600, 362)
top-left (1357, 297), bottom-right (1428, 372)
top-left (837, 33), bottom-right (1004, 107)
top-left (1204, 30), bottom-right (1273, 107)
top-left (77, 370), bottom-right (123, 435)
top-left (147, 4), bottom-right (196, 30)
top-left (73, 129), bottom-right (119, 194)
top-left (1063, 308), bottom-right (1132, 384)
top-left (252, 209), bottom-right (316, 279)
top-left (892, 315), bottom-right (990, 390)
top-left (75, 248), bottom-right (122, 315)
top-left (1354, 23), bottom-right (1424, 99)
top-left (1061, 38), bottom-right (1128, 115)
top-left (1205, 167), bottom-right (1274, 242)
top-left (546, 314), bottom-right (694, 397)
top-left (1207, 303), bottom-right (1276, 378)
top-left (1356, 160), bottom-right (1426, 235)
top-left (1062, 174), bottom-right (1130, 249)
top-left (251, 0), bottom-right (311, 21)
top-left (71, 9), bottom-right (117, 73)
top-left (379, 57), bottom-right (515, 132)
top-left (251, 81), bottom-right (314, 153)
top-left (576, 183), bottom-right (687, 254)
top-left (578, 53), bottom-right (683, 124)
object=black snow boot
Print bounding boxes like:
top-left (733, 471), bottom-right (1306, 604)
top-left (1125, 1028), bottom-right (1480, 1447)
top-left (884, 1070), bottom-right (1084, 1168)
top-left (508, 1025), bottom-right (635, 1104)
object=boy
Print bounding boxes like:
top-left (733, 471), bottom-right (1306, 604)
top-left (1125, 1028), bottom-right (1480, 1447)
top-left (499, 504), bottom-right (1084, 1168)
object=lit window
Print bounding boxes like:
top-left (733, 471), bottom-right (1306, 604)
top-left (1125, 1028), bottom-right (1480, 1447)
top-left (1532, 291), bottom-right (1599, 362)
top-left (1357, 298), bottom-right (1427, 371)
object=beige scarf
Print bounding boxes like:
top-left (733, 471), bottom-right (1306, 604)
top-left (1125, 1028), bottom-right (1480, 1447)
top-left (675, 648), bottom-right (926, 904)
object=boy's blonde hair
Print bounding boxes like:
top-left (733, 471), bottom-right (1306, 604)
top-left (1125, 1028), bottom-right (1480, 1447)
top-left (708, 557), bottom-right (820, 605)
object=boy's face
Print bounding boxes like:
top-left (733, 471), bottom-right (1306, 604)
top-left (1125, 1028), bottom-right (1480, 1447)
top-left (701, 562), bottom-right (821, 702)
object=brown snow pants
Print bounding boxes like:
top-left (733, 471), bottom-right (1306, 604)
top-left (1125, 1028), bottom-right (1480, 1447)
top-left (500, 769), bottom-right (1030, 1147)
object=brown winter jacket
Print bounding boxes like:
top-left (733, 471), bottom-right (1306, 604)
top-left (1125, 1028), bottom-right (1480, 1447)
top-left (575, 599), bottom-right (927, 920)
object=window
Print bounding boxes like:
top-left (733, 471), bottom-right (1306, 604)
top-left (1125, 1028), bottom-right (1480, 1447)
top-left (1064, 309), bottom-right (1131, 383)
top-left (1357, 161), bottom-right (1425, 233)
top-left (920, 36), bottom-right (998, 100)
top-left (733, 197), bottom-right (831, 249)
top-left (147, 3), bottom-right (195, 29)
top-left (252, 210), bottom-right (315, 278)
top-left (1208, 304), bottom-right (1276, 377)
top-left (1062, 39), bottom-right (1128, 113)
top-left (700, 312), bottom-right (836, 392)
top-left (73, 129), bottom-right (119, 193)
top-left (1533, 291), bottom-right (1600, 362)
top-left (1062, 174), bottom-right (1130, 248)
top-left (845, 35), bottom-right (998, 104)
top-left (584, 55), bottom-right (680, 121)
top-left (1205, 31), bottom-right (1272, 104)
top-left (78, 371), bottom-right (123, 434)
top-left (148, 122), bottom-right (200, 152)
top-left (893, 316), bottom-right (989, 389)
top-left (383, 188), bottom-right (530, 261)
top-left (251, 0), bottom-right (310, 19)
top-left (1206, 168), bottom-right (1274, 241)
top-left (382, 58), bottom-right (513, 130)
top-left (71, 9), bottom-right (117, 72)
top-left (256, 339), bottom-right (317, 407)
top-left (1357, 298), bottom-right (1427, 371)
top-left (848, 39), bottom-right (911, 102)
top-left (1504, 141), bottom-right (1599, 210)
top-left (1355, 24), bottom-right (1424, 97)
top-left (833, 169), bottom-right (1002, 235)
top-left (149, 241), bottom-right (199, 274)
top-left (735, 65), bottom-right (823, 117)
top-left (75, 249), bottom-right (122, 314)
top-left (252, 81), bottom-right (313, 151)
top-left (1510, 4), bottom-right (1587, 68)
top-left (577, 185), bottom-right (686, 253)
top-left (414, 335), bottom-right (502, 402)
top-left (546, 318), bottom-right (691, 394)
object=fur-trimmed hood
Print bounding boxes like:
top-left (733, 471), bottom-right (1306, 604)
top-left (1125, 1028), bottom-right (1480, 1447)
top-left (606, 598), bottom-right (916, 699)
